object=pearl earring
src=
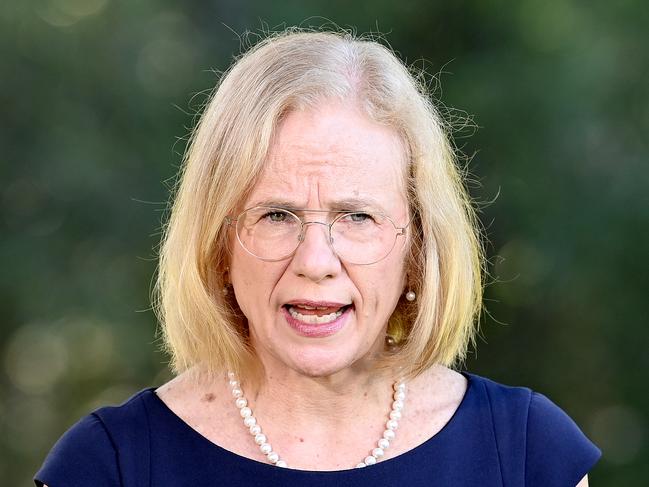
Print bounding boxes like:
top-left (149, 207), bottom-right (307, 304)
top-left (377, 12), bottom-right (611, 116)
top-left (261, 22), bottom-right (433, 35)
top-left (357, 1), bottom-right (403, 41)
top-left (405, 290), bottom-right (416, 302)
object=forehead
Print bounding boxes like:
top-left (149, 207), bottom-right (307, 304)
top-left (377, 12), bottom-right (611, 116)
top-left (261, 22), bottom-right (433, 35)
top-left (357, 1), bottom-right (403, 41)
top-left (245, 104), bottom-right (409, 215)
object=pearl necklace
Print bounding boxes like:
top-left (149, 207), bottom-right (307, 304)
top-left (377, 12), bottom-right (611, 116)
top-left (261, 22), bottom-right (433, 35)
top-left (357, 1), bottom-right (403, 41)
top-left (227, 372), bottom-right (406, 469)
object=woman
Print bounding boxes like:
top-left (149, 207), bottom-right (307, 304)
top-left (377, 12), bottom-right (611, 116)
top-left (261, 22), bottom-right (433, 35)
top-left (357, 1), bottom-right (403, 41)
top-left (35, 30), bottom-right (600, 486)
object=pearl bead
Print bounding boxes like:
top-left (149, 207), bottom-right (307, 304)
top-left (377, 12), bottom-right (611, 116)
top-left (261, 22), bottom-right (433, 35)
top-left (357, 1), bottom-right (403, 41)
top-left (226, 371), bottom-right (406, 469)
top-left (405, 291), bottom-right (416, 301)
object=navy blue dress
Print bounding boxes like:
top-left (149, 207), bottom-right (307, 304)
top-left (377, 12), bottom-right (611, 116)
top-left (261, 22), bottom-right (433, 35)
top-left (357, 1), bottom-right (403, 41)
top-left (35, 373), bottom-right (601, 486)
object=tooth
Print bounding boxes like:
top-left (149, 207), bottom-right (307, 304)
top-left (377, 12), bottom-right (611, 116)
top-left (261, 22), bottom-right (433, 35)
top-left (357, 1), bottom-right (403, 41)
top-left (316, 313), bottom-right (333, 324)
top-left (288, 306), bottom-right (341, 325)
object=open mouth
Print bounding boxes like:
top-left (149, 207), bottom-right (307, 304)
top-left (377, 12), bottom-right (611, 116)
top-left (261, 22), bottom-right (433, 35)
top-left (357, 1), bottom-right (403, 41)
top-left (283, 303), bottom-right (353, 325)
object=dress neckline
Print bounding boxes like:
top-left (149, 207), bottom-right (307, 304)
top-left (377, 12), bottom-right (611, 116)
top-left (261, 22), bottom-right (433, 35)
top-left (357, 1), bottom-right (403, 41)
top-left (143, 371), bottom-right (476, 474)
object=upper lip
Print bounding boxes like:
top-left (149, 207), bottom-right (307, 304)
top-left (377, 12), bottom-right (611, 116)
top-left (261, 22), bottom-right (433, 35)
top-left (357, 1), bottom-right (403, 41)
top-left (284, 299), bottom-right (351, 308)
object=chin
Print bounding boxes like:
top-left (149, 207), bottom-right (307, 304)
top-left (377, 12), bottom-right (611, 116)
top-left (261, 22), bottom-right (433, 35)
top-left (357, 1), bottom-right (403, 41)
top-left (253, 312), bottom-right (384, 379)
top-left (277, 344), bottom-right (372, 379)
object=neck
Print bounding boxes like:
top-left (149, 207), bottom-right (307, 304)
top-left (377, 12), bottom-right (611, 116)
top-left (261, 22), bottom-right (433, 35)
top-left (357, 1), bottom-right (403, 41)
top-left (266, 371), bottom-right (390, 422)
top-left (235, 322), bottom-right (394, 421)
top-left (244, 352), bottom-right (396, 427)
top-left (227, 362), bottom-right (406, 470)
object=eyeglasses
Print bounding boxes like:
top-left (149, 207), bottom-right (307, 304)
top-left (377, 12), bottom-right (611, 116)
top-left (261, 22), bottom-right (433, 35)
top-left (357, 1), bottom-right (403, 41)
top-left (226, 206), bottom-right (409, 265)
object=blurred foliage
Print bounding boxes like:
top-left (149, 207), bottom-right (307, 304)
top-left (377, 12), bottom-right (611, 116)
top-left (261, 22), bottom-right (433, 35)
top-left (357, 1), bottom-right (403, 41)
top-left (1, 0), bottom-right (648, 485)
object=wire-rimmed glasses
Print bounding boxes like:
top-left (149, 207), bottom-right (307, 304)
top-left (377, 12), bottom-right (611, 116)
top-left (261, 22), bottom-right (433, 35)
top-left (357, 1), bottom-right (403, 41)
top-left (226, 206), bottom-right (409, 265)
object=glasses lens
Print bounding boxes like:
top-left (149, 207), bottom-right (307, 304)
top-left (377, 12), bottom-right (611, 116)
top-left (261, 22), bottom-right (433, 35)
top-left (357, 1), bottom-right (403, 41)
top-left (236, 207), bottom-right (301, 260)
top-left (331, 212), bottom-right (397, 264)
top-left (234, 208), bottom-right (400, 264)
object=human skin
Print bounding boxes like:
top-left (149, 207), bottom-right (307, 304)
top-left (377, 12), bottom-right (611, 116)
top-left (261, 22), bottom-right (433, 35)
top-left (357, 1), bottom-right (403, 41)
top-left (155, 101), bottom-right (464, 472)
top-left (228, 101), bottom-right (411, 382)
top-left (155, 101), bottom-right (590, 482)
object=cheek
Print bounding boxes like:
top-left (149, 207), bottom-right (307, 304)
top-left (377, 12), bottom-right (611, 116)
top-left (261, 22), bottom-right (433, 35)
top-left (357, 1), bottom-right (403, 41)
top-left (229, 252), bottom-right (260, 317)
top-left (357, 263), bottom-right (404, 315)
top-left (230, 251), bottom-right (286, 318)
top-left (380, 258), bottom-right (407, 306)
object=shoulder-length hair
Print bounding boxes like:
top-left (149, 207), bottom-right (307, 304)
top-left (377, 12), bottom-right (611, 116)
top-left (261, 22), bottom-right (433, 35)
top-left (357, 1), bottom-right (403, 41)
top-left (154, 29), bottom-right (484, 380)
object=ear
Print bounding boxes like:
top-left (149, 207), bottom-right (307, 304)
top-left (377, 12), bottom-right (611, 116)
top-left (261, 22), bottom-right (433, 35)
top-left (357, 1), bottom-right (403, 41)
top-left (401, 272), bottom-right (409, 293)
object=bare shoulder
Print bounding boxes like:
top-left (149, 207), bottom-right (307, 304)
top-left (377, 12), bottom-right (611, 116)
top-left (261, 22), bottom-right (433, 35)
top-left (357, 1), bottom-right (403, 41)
top-left (408, 364), bottom-right (468, 409)
top-left (154, 369), bottom-right (244, 450)
top-left (395, 365), bottom-right (468, 452)
top-left (154, 370), bottom-right (195, 404)
top-left (576, 474), bottom-right (589, 486)
top-left (155, 369), bottom-right (231, 419)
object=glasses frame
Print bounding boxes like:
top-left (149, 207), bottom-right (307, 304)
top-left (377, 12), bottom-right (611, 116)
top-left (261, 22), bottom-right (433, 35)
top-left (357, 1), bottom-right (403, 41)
top-left (225, 206), bottom-right (410, 265)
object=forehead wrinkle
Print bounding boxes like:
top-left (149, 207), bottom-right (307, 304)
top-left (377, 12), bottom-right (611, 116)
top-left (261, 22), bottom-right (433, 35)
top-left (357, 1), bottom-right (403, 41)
top-left (251, 157), bottom-right (407, 216)
top-left (271, 143), bottom-right (357, 174)
top-left (248, 108), bottom-right (410, 216)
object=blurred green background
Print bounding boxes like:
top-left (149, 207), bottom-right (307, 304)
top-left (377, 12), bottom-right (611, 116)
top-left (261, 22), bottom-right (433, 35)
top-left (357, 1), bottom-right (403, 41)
top-left (2, 0), bottom-right (647, 485)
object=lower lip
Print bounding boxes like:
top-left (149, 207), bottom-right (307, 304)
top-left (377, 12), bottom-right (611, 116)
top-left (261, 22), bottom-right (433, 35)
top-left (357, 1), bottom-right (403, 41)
top-left (282, 306), bottom-right (351, 338)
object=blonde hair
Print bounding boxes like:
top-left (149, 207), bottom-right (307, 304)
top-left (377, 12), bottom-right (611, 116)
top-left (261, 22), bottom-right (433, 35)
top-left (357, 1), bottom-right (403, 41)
top-left (154, 29), bottom-right (484, 380)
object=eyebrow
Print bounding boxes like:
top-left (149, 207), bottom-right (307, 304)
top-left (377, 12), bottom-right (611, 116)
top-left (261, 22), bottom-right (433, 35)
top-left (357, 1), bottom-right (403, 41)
top-left (329, 198), bottom-right (387, 213)
top-left (250, 197), bottom-right (388, 213)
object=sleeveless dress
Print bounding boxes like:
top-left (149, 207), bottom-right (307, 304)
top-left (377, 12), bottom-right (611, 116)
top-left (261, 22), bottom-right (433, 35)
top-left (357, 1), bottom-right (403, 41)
top-left (34, 372), bottom-right (601, 486)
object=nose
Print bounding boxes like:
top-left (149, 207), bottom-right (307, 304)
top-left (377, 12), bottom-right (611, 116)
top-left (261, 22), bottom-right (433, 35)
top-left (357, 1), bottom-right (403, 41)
top-left (290, 221), bottom-right (341, 282)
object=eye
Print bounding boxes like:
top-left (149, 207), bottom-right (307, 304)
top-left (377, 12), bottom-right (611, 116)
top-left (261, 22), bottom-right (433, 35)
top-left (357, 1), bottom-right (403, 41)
top-left (261, 209), bottom-right (291, 223)
top-left (343, 212), bottom-right (374, 223)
